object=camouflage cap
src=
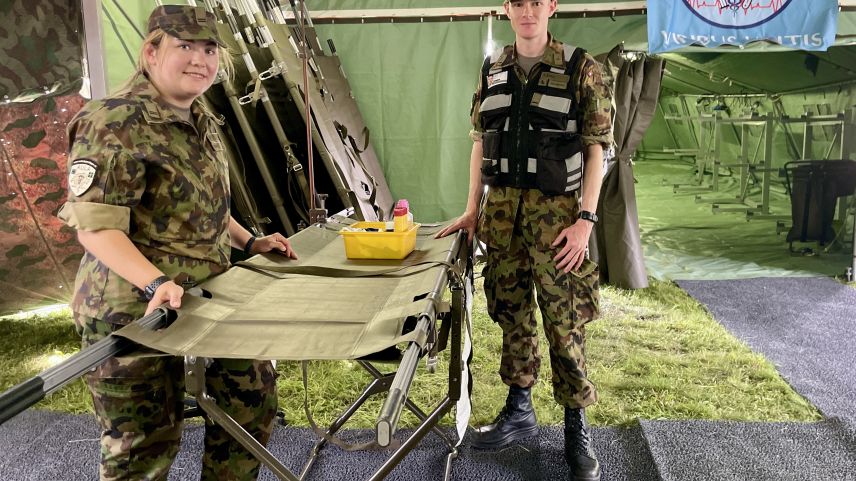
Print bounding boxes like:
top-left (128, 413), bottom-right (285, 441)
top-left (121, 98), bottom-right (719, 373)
top-left (147, 5), bottom-right (223, 46)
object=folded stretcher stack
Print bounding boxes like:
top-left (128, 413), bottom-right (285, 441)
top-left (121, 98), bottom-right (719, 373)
top-left (199, 0), bottom-right (395, 236)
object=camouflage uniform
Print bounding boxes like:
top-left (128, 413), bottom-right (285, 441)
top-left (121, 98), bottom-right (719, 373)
top-left (471, 35), bottom-right (613, 409)
top-left (57, 8), bottom-right (277, 480)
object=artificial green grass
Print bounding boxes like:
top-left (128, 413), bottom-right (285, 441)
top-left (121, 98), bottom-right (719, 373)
top-left (0, 307), bottom-right (91, 415)
top-left (0, 279), bottom-right (821, 428)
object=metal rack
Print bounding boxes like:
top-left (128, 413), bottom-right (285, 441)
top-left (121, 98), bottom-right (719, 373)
top-left (668, 108), bottom-right (853, 222)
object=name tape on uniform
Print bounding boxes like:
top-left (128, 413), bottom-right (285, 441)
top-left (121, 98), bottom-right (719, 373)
top-left (487, 71), bottom-right (508, 89)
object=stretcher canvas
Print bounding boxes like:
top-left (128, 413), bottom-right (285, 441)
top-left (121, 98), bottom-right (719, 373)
top-left (115, 221), bottom-right (456, 360)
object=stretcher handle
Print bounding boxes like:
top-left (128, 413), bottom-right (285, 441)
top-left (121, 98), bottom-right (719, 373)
top-left (376, 318), bottom-right (427, 446)
top-left (0, 378), bottom-right (44, 426)
top-left (0, 308), bottom-right (172, 427)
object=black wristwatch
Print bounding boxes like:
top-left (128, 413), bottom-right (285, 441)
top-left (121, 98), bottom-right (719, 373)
top-left (578, 210), bottom-right (599, 224)
top-left (143, 275), bottom-right (172, 300)
top-left (244, 236), bottom-right (258, 254)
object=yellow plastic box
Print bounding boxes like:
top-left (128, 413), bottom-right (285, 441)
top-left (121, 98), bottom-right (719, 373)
top-left (339, 221), bottom-right (420, 260)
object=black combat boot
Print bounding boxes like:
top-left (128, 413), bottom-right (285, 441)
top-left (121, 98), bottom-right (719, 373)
top-left (471, 385), bottom-right (537, 449)
top-left (564, 407), bottom-right (601, 481)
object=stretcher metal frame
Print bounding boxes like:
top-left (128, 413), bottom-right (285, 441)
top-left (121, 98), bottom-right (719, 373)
top-left (184, 229), bottom-right (469, 481)
top-left (0, 230), bottom-right (470, 481)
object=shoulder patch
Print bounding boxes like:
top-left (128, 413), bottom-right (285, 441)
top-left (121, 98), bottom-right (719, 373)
top-left (68, 159), bottom-right (98, 197)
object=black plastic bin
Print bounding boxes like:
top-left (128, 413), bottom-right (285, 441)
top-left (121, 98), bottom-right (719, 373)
top-left (783, 160), bottom-right (856, 250)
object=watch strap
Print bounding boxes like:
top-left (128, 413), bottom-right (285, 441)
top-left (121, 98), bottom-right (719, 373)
top-left (244, 236), bottom-right (258, 254)
top-left (579, 210), bottom-right (598, 223)
top-left (144, 275), bottom-right (172, 300)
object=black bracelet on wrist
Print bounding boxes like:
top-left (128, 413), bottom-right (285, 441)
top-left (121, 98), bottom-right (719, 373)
top-left (578, 210), bottom-right (599, 224)
top-left (143, 275), bottom-right (172, 301)
top-left (244, 236), bottom-right (258, 254)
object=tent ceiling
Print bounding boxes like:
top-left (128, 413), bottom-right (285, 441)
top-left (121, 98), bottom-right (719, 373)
top-left (661, 47), bottom-right (856, 95)
top-left (310, 0), bottom-right (856, 9)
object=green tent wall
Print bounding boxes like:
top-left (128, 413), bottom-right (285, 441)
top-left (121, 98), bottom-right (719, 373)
top-left (95, 2), bottom-right (856, 220)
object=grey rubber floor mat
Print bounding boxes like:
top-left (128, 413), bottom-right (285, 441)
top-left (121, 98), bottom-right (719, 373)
top-left (639, 418), bottom-right (856, 481)
top-left (0, 410), bottom-right (657, 481)
top-left (677, 277), bottom-right (856, 421)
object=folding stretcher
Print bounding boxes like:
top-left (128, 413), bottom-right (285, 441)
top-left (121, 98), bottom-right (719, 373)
top-left (200, 0), bottom-right (395, 235)
top-left (0, 220), bottom-right (473, 481)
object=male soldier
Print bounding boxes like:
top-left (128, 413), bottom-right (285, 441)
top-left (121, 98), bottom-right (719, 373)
top-left (437, 0), bottom-right (612, 479)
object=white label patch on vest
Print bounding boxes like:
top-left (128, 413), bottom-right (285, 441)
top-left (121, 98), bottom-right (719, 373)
top-left (68, 159), bottom-right (98, 197)
top-left (487, 71), bottom-right (508, 89)
top-left (537, 95), bottom-right (572, 114)
top-left (479, 94), bottom-right (512, 113)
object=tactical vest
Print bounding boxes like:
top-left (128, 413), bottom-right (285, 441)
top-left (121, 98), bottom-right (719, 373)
top-left (478, 45), bottom-right (586, 195)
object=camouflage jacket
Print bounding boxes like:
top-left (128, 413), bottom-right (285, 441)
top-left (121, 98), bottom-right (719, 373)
top-left (58, 74), bottom-right (231, 324)
top-left (470, 35), bottom-right (614, 251)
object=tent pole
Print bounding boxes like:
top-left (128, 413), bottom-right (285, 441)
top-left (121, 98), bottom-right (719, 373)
top-left (851, 206), bottom-right (856, 280)
top-left (278, 3), bottom-right (647, 23)
top-left (81, 0), bottom-right (108, 99)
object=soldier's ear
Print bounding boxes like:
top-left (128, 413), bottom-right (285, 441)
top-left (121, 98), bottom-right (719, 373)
top-left (143, 41), bottom-right (160, 68)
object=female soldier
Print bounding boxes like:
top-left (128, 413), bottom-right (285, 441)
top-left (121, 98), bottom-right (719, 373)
top-left (57, 5), bottom-right (294, 480)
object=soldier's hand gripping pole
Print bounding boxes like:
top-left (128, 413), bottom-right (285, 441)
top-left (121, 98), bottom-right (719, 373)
top-left (0, 307), bottom-right (173, 427)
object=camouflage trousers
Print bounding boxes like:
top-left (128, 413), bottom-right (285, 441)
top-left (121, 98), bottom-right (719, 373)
top-left (74, 313), bottom-right (278, 481)
top-left (483, 210), bottom-right (600, 409)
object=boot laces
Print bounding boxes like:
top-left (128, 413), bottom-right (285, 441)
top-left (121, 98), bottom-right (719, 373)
top-left (567, 414), bottom-right (593, 456)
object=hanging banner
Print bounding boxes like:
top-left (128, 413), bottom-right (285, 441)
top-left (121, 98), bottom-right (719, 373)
top-left (648, 0), bottom-right (840, 54)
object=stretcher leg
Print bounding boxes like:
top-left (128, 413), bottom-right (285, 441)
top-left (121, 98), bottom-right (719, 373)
top-left (360, 360), bottom-right (457, 450)
top-left (300, 370), bottom-right (395, 478)
top-left (369, 397), bottom-right (455, 481)
top-left (404, 398), bottom-right (457, 449)
top-left (185, 355), bottom-right (300, 481)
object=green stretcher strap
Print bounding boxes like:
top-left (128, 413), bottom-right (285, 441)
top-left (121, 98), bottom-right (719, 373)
top-left (335, 120), bottom-right (379, 212)
top-left (236, 259), bottom-right (453, 278)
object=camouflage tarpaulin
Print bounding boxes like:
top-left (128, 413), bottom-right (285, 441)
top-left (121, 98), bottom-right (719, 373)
top-left (0, 94), bottom-right (85, 314)
top-left (0, 0), bottom-right (83, 102)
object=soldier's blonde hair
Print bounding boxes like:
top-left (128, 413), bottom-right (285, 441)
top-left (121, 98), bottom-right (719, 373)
top-left (132, 29), bottom-right (235, 85)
